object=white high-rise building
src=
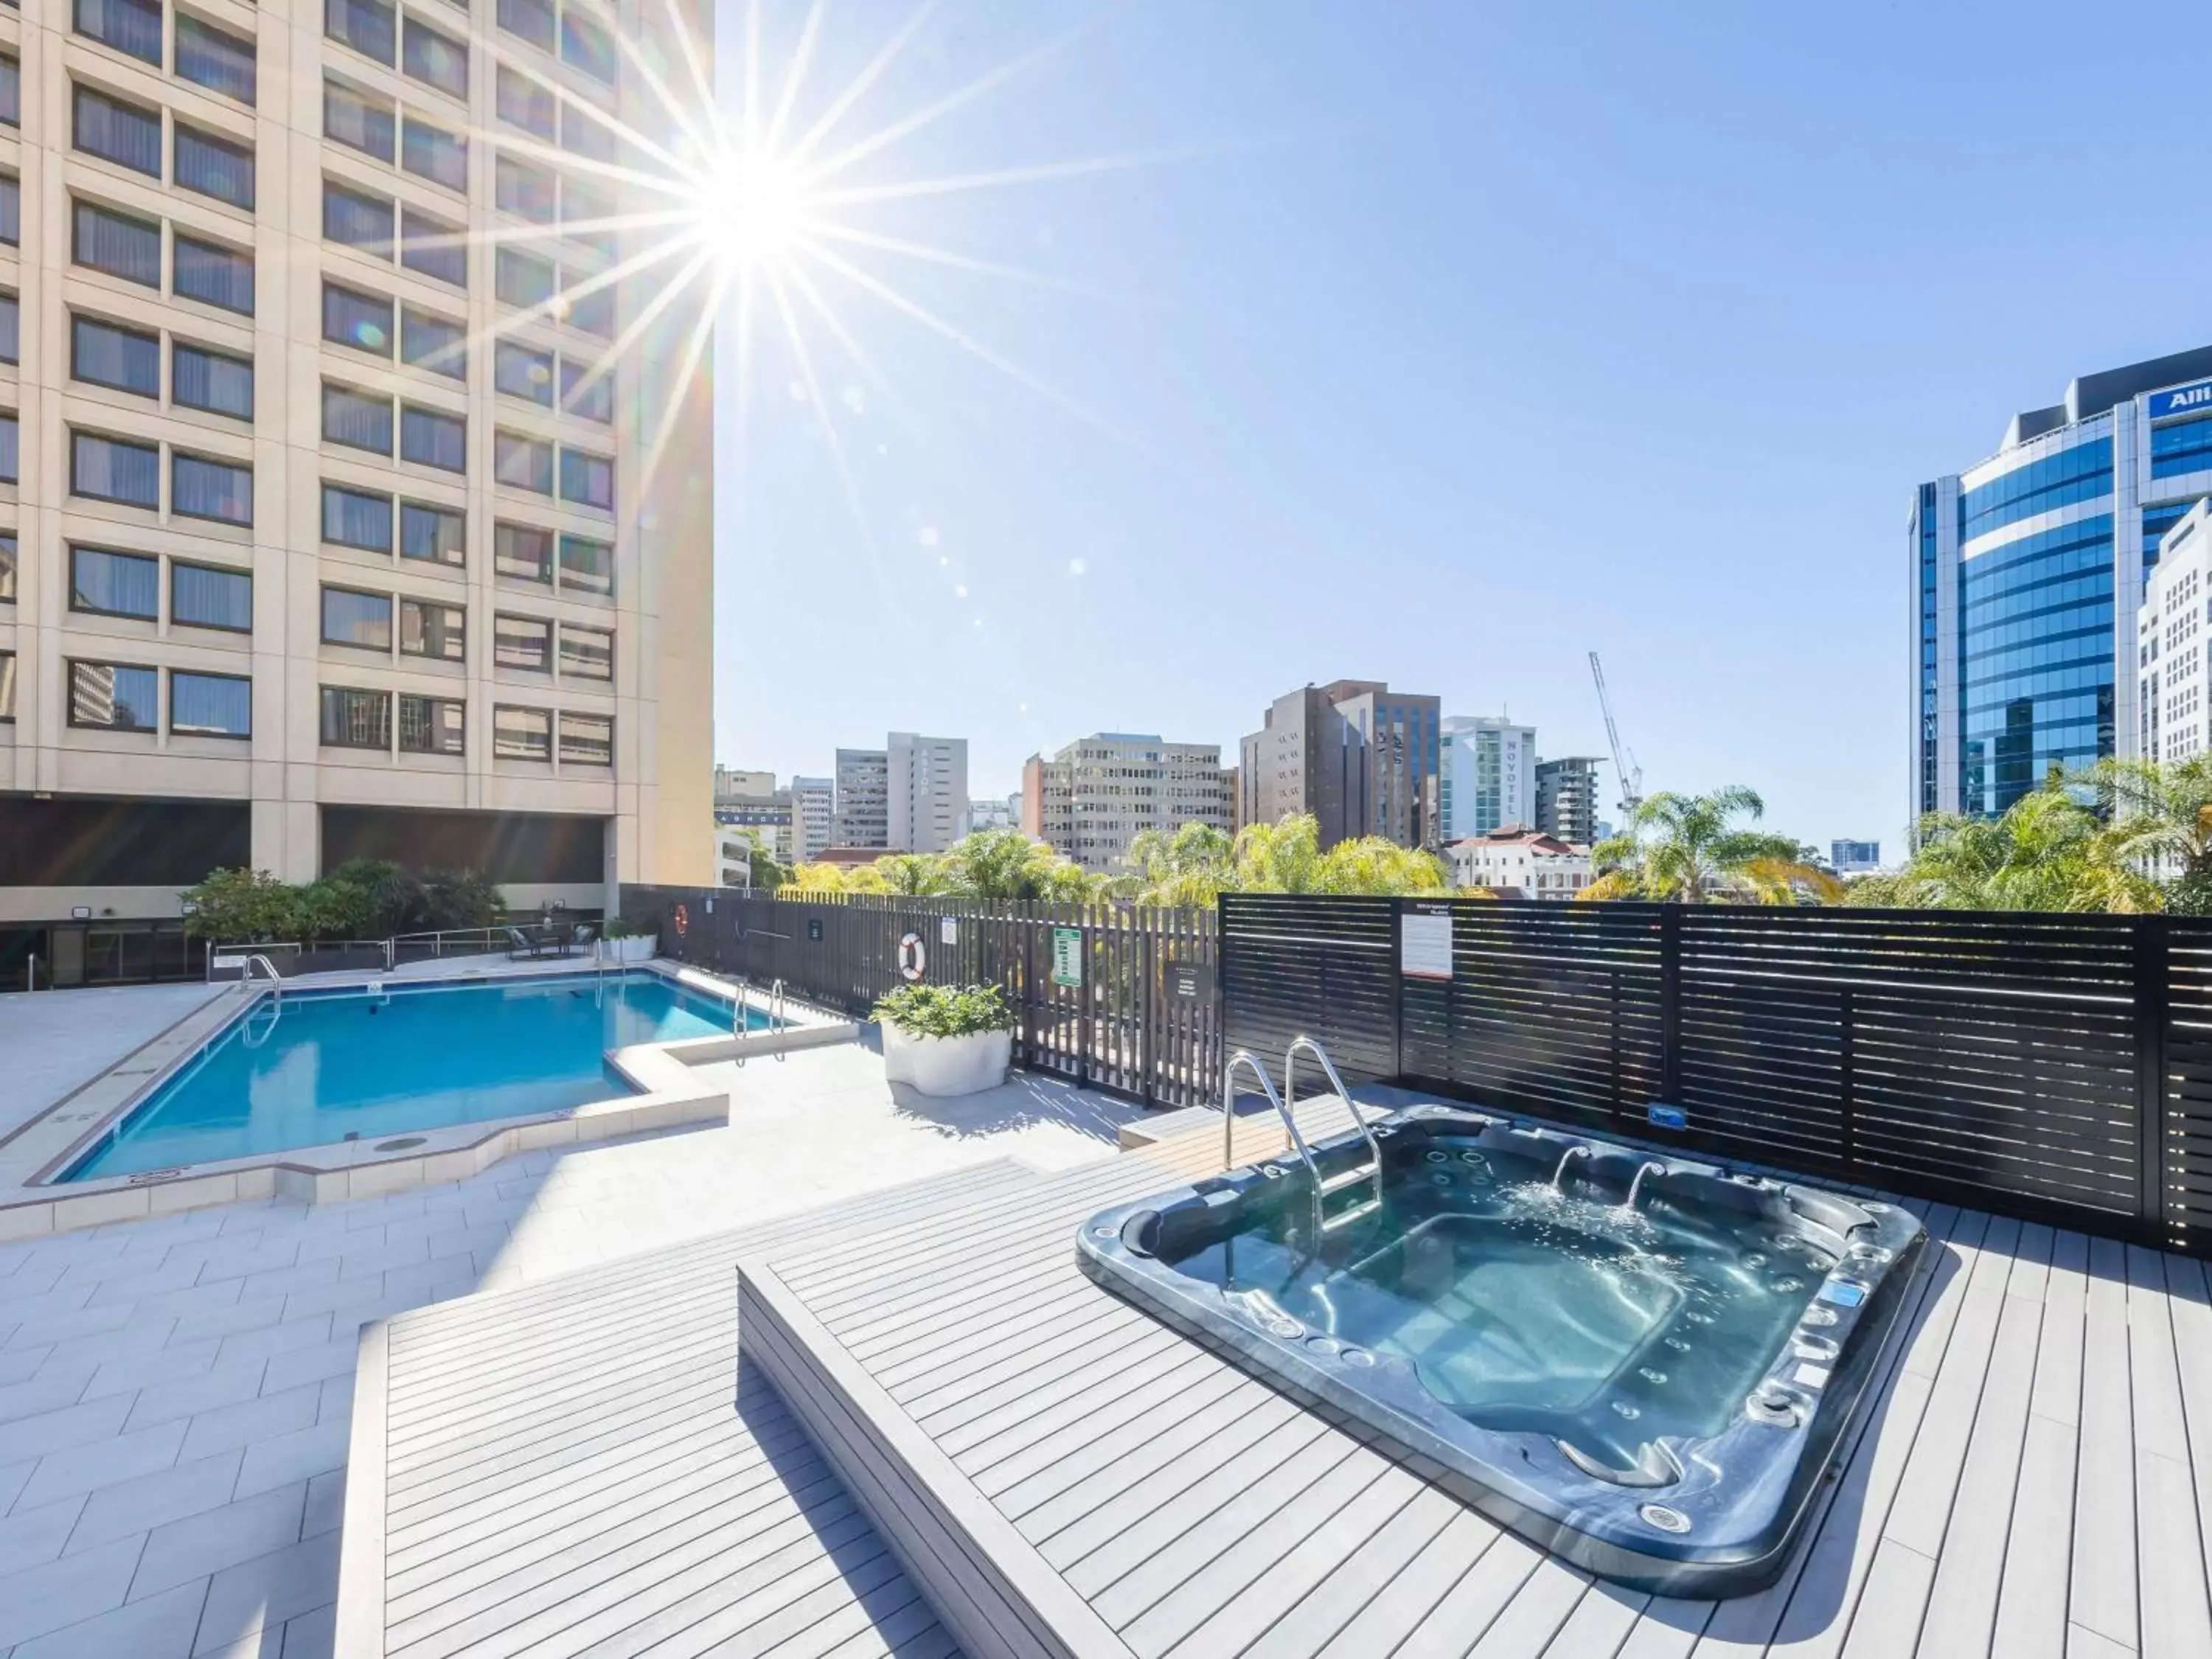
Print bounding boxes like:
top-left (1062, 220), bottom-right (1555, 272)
top-left (887, 731), bottom-right (967, 852)
top-left (1439, 717), bottom-right (1536, 841)
top-left (1023, 731), bottom-right (1235, 872)
top-left (831, 748), bottom-right (888, 848)
top-left (0, 0), bottom-right (717, 983)
top-left (2139, 499), bottom-right (2212, 763)
top-left (790, 774), bottom-right (833, 863)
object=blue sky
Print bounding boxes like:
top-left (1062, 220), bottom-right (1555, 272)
top-left (709, 1), bottom-right (2212, 849)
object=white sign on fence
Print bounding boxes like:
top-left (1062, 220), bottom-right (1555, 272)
top-left (1401, 905), bottom-right (1453, 981)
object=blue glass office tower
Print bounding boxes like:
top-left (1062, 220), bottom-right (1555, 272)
top-left (1914, 346), bottom-right (2212, 821)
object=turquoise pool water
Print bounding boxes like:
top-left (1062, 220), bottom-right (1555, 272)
top-left (66, 973), bottom-right (760, 1181)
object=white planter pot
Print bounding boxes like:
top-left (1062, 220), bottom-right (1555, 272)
top-left (881, 1027), bottom-right (1012, 1097)
top-left (600, 936), bottom-right (654, 964)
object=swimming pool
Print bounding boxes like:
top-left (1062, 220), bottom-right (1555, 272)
top-left (1077, 1102), bottom-right (1924, 1595)
top-left (66, 972), bottom-right (760, 1181)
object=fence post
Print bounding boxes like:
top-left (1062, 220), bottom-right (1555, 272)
top-left (1658, 905), bottom-right (1682, 1106)
top-left (2137, 914), bottom-right (2168, 1246)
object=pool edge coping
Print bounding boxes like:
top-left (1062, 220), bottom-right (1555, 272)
top-left (0, 958), bottom-right (857, 1240)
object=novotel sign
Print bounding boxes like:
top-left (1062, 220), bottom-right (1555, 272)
top-left (2149, 379), bottom-right (2212, 421)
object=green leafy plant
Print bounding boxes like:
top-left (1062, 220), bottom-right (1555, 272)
top-left (601, 918), bottom-right (636, 939)
top-left (872, 982), bottom-right (1015, 1040)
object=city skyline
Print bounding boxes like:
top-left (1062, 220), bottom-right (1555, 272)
top-left (708, 1), bottom-right (2212, 854)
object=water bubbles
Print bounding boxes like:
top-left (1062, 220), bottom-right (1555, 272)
top-left (1686, 1311), bottom-right (1714, 1325)
top-left (1773, 1277), bottom-right (1804, 1295)
top-left (1610, 1400), bottom-right (1641, 1419)
top-left (1745, 1253), bottom-right (1767, 1269)
top-left (1638, 1367), bottom-right (1668, 1385)
top-left (1664, 1337), bottom-right (1692, 1352)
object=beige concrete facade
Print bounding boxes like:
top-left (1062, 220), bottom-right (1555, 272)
top-left (0, 0), bottom-right (712, 925)
top-left (1023, 731), bottom-right (1234, 873)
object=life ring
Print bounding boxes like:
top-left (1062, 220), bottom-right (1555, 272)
top-left (672, 902), bottom-right (689, 937)
top-left (897, 931), bottom-right (926, 981)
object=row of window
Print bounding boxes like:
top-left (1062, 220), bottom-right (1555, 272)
top-left (72, 429), bottom-right (250, 523)
top-left (322, 280), bottom-right (464, 380)
top-left (1959, 437), bottom-right (2112, 545)
top-left (495, 0), bottom-right (617, 86)
top-left (72, 314), bottom-right (253, 420)
top-left (324, 383), bottom-right (467, 471)
top-left (321, 684), bottom-right (612, 762)
top-left (495, 63), bottom-right (615, 162)
top-left (74, 198), bottom-right (254, 313)
top-left (324, 178), bottom-right (465, 290)
top-left (319, 484), bottom-right (612, 594)
top-left (324, 78), bottom-right (467, 195)
top-left (319, 581), bottom-right (611, 677)
top-left (327, 0), bottom-right (470, 102)
top-left (0, 653), bottom-right (620, 765)
top-left (67, 544), bottom-right (249, 628)
top-left (74, 82), bottom-right (256, 210)
top-left (2152, 414), bottom-right (2212, 482)
top-left (74, 0), bottom-right (257, 105)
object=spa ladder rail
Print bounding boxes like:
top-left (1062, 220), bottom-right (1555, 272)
top-left (1223, 1038), bottom-right (1386, 1236)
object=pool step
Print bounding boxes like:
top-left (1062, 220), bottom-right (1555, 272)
top-left (1318, 1165), bottom-right (1375, 1195)
top-left (1323, 1194), bottom-right (1382, 1231)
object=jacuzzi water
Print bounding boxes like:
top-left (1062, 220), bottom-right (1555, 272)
top-left (1079, 1102), bottom-right (1924, 1594)
top-left (66, 973), bottom-right (760, 1181)
top-left (1166, 1153), bottom-right (1829, 1471)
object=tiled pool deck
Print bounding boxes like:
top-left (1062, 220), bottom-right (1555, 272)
top-left (0, 1036), bottom-right (1142, 1656)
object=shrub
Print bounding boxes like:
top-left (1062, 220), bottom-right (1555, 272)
top-left (178, 868), bottom-right (304, 942)
top-left (872, 982), bottom-right (1015, 1040)
top-left (602, 918), bottom-right (636, 939)
top-left (179, 861), bottom-right (505, 941)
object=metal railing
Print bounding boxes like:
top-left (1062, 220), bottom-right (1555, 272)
top-left (205, 939), bottom-right (392, 980)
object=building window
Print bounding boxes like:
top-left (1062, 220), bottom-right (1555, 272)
top-left (560, 358), bottom-right (612, 422)
top-left (495, 341), bottom-right (554, 404)
top-left (560, 10), bottom-right (616, 83)
top-left (173, 453), bottom-right (252, 523)
top-left (400, 405), bottom-right (465, 471)
top-left (559, 710), bottom-right (612, 765)
top-left (172, 561), bottom-right (251, 630)
top-left (319, 684), bottom-right (392, 748)
top-left (321, 585), bottom-right (392, 649)
top-left (175, 16), bottom-right (257, 104)
top-left (497, 0), bottom-right (554, 52)
top-left (400, 597), bottom-right (465, 661)
top-left (560, 100), bottom-right (616, 163)
top-left (0, 650), bottom-right (13, 719)
top-left (170, 669), bottom-right (249, 737)
top-left (400, 117), bottom-right (467, 191)
top-left (0, 176), bottom-right (18, 246)
top-left (174, 236), bottom-right (254, 313)
top-left (495, 153), bottom-right (557, 222)
top-left (70, 546), bottom-right (159, 618)
top-left (557, 532), bottom-right (612, 595)
top-left (494, 703), bottom-right (552, 759)
top-left (495, 248), bottom-right (556, 309)
top-left (173, 343), bottom-right (254, 420)
top-left (493, 431), bottom-right (552, 493)
top-left (326, 0), bottom-right (396, 65)
top-left (70, 661), bottom-right (159, 730)
top-left (72, 316), bottom-right (160, 396)
top-left (0, 534), bottom-right (14, 602)
top-left (324, 281), bottom-right (393, 354)
top-left (74, 85), bottom-right (162, 175)
top-left (0, 414), bottom-right (15, 485)
top-left (398, 693), bottom-right (464, 753)
top-left (0, 57), bottom-right (15, 127)
top-left (563, 175), bottom-right (612, 230)
top-left (400, 307), bottom-right (467, 379)
top-left (495, 520), bottom-right (552, 582)
top-left (324, 180), bottom-right (394, 256)
top-left (72, 431), bottom-right (160, 507)
top-left (495, 65), bottom-right (554, 136)
top-left (74, 0), bottom-right (164, 66)
top-left (494, 611), bottom-right (550, 670)
top-left (322, 484), bottom-right (392, 551)
top-left (400, 13), bottom-right (467, 94)
top-left (324, 78), bottom-right (394, 161)
top-left (323, 383), bottom-right (392, 453)
top-left (565, 279), bottom-right (613, 338)
top-left (559, 448), bottom-right (613, 509)
top-left (400, 206), bottom-right (465, 287)
top-left (560, 622), bottom-right (612, 680)
top-left (0, 294), bottom-right (16, 364)
top-left (399, 502), bottom-right (464, 566)
top-left (175, 125), bottom-right (255, 209)
top-left (73, 201), bottom-right (161, 285)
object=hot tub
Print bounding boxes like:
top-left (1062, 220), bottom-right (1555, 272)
top-left (1076, 1102), bottom-right (1925, 1596)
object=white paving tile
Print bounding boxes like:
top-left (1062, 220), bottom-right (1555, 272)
top-left (0, 1394), bottom-right (134, 1468)
top-left (13, 1419), bottom-right (188, 1509)
top-left (191, 1531), bottom-right (340, 1658)
top-left (0, 1533), bottom-right (145, 1647)
top-left (232, 1421), bottom-right (347, 1502)
top-left (67, 1452), bottom-right (246, 1551)
top-left (173, 1385), bottom-right (318, 1463)
top-left (0, 1494), bottom-right (86, 1576)
top-left (299, 1470), bottom-right (341, 1541)
top-left (128, 1483), bottom-right (306, 1602)
top-left (13, 1574), bottom-right (207, 1658)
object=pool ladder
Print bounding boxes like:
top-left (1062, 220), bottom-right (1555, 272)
top-left (1222, 1035), bottom-right (1385, 1237)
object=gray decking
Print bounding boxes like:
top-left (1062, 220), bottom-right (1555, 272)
top-left (334, 1163), bottom-right (1022, 1658)
top-left (343, 1100), bottom-right (2212, 1658)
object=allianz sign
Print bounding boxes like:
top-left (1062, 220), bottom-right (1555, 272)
top-left (2151, 379), bottom-right (2212, 420)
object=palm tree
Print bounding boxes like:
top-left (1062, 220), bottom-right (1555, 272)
top-left (1316, 835), bottom-right (1450, 894)
top-left (939, 827), bottom-right (1089, 901)
top-left (872, 853), bottom-right (947, 896)
top-left (1232, 815), bottom-right (1326, 892)
top-left (1587, 785), bottom-right (1823, 903)
top-left (2081, 754), bottom-right (2212, 912)
top-left (1127, 823), bottom-right (1235, 907)
top-left (1849, 786), bottom-right (2158, 912)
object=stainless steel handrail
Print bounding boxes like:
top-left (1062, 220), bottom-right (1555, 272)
top-left (241, 953), bottom-right (283, 1009)
top-left (1222, 1049), bottom-right (1317, 1179)
top-left (1283, 1034), bottom-right (1383, 1171)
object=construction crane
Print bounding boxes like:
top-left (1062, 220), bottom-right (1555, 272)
top-left (1588, 651), bottom-right (1644, 816)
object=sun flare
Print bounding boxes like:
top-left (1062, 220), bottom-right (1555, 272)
top-left (687, 144), bottom-right (818, 272)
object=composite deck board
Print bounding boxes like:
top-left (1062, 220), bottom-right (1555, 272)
top-left (352, 1096), bottom-right (2212, 1658)
top-left (343, 1164), bottom-right (1039, 1658)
